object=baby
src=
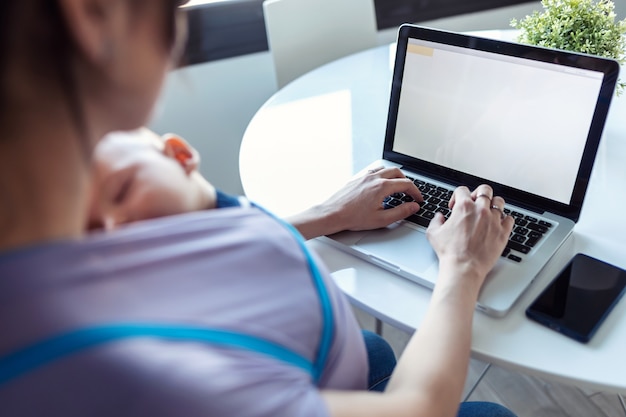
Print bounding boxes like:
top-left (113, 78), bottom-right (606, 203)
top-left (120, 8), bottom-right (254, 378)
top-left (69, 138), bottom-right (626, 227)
top-left (89, 129), bottom-right (223, 231)
top-left (88, 129), bottom-right (423, 237)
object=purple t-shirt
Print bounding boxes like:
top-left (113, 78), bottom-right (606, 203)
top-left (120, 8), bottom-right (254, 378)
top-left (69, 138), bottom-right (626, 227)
top-left (0, 208), bottom-right (367, 416)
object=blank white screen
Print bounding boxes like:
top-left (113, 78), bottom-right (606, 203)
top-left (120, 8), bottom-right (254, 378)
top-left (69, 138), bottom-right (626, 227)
top-left (393, 40), bottom-right (603, 204)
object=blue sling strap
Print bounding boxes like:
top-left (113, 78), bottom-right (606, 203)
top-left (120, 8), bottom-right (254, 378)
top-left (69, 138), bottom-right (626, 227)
top-left (277, 219), bottom-right (334, 382)
top-left (213, 193), bottom-right (335, 382)
top-left (0, 324), bottom-right (314, 387)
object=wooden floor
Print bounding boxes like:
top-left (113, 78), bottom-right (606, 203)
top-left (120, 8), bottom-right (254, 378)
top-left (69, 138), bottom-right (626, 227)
top-left (464, 360), bottom-right (626, 417)
top-left (353, 308), bottom-right (626, 417)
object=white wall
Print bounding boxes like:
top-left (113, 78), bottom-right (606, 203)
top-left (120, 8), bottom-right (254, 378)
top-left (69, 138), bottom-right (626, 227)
top-left (149, 52), bottom-right (276, 194)
top-left (149, 0), bottom-right (624, 195)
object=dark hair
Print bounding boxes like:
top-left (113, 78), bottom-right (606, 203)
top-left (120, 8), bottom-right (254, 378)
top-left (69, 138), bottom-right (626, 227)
top-left (0, 0), bottom-right (186, 148)
top-left (0, 1), bottom-right (89, 148)
top-left (0, 3), bottom-right (15, 120)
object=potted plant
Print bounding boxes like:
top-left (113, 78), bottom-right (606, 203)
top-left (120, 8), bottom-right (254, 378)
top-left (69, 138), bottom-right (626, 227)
top-left (511, 0), bottom-right (626, 95)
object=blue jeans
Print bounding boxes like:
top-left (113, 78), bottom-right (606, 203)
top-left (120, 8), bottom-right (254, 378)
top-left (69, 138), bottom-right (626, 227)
top-left (457, 402), bottom-right (517, 417)
top-left (361, 330), bottom-right (517, 417)
top-left (362, 330), bottom-right (396, 392)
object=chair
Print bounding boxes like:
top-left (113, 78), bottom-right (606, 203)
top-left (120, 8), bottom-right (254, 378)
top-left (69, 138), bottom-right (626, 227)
top-left (262, 0), bottom-right (379, 88)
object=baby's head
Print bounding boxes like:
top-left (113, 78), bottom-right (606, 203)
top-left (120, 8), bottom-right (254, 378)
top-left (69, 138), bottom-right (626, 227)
top-left (88, 129), bottom-right (215, 230)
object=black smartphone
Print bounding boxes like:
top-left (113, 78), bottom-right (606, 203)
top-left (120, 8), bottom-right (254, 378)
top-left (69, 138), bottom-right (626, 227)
top-left (526, 253), bottom-right (626, 343)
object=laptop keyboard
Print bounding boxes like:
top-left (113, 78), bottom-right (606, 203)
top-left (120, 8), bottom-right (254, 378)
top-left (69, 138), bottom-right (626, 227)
top-left (382, 176), bottom-right (553, 263)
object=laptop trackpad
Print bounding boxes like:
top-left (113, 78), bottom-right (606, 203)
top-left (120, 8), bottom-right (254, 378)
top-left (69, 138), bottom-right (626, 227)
top-left (355, 224), bottom-right (438, 274)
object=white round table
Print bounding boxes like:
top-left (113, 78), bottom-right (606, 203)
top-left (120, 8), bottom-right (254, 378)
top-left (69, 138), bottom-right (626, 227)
top-left (240, 34), bottom-right (626, 394)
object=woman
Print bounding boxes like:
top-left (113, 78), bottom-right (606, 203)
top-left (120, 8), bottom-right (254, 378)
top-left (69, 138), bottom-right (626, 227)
top-left (0, 1), bottom-right (516, 416)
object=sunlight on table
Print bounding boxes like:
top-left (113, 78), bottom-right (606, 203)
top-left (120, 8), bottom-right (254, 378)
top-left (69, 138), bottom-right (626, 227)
top-left (240, 90), bottom-right (354, 218)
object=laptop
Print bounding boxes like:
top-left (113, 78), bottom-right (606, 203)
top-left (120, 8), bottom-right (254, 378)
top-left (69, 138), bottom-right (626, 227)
top-left (322, 24), bottom-right (620, 317)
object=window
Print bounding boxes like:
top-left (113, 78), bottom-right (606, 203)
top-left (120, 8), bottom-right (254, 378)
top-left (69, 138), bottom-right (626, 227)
top-left (181, 0), bottom-right (536, 65)
top-left (374, 0), bottom-right (536, 29)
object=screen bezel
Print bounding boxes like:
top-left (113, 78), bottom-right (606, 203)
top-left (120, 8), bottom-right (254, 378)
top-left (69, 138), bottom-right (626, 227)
top-left (383, 25), bottom-right (620, 221)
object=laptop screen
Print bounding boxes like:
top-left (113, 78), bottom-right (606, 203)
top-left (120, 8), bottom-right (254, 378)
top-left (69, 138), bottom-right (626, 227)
top-left (384, 25), bottom-right (620, 221)
top-left (393, 39), bottom-right (603, 205)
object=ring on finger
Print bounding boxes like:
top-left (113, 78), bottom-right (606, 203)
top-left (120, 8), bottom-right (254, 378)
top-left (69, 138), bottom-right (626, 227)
top-left (490, 204), bottom-right (507, 219)
top-left (476, 192), bottom-right (492, 202)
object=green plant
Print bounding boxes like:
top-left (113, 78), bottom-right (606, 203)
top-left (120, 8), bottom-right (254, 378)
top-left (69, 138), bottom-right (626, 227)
top-left (511, 0), bottom-right (626, 95)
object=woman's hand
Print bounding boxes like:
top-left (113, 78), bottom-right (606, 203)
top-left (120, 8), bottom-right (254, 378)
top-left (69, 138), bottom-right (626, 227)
top-left (287, 167), bottom-right (423, 240)
top-left (427, 184), bottom-right (514, 290)
top-left (325, 166), bottom-right (423, 232)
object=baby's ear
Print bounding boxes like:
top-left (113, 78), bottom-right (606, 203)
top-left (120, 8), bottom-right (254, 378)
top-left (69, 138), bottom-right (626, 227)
top-left (162, 134), bottom-right (200, 175)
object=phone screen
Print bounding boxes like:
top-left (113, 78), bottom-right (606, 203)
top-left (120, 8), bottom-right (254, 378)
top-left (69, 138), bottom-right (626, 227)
top-left (526, 253), bottom-right (626, 343)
